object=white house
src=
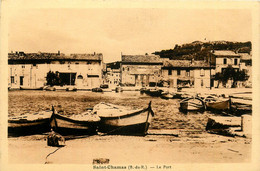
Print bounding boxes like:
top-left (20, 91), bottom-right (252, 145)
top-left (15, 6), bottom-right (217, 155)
top-left (8, 51), bottom-right (104, 89)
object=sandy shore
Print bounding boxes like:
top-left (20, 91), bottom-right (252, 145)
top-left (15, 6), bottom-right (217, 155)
top-left (8, 130), bottom-right (251, 164)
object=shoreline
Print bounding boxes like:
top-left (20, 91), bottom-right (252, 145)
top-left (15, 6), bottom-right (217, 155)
top-left (8, 130), bottom-right (251, 164)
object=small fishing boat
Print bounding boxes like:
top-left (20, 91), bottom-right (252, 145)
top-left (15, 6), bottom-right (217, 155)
top-left (50, 109), bottom-right (100, 135)
top-left (205, 96), bottom-right (231, 111)
top-left (144, 88), bottom-right (163, 97)
top-left (66, 87), bottom-right (77, 91)
top-left (44, 86), bottom-right (56, 91)
top-left (92, 87), bottom-right (103, 92)
top-left (115, 86), bottom-right (123, 93)
top-left (230, 97), bottom-right (252, 115)
top-left (20, 86), bottom-right (44, 90)
top-left (160, 92), bottom-right (174, 100)
top-left (93, 102), bottom-right (154, 136)
top-left (8, 110), bottom-right (53, 136)
top-left (179, 97), bottom-right (205, 112)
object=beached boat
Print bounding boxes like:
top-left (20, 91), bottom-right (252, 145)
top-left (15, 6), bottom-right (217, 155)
top-left (179, 97), bottom-right (205, 112)
top-left (144, 88), bottom-right (163, 97)
top-left (160, 92), bottom-right (174, 100)
top-left (8, 110), bottom-right (53, 135)
top-left (92, 87), bottom-right (103, 92)
top-left (93, 102), bottom-right (154, 136)
top-left (20, 86), bottom-right (44, 90)
top-left (205, 96), bottom-right (231, 111)
top-left (50, 110), bottom-right (100, 135)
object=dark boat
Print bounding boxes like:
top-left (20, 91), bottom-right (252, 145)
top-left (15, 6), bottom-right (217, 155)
top-left (204, 96), bottom-right (231, 111)
top-left (92, 87), bottom-right (103, 92)
top-left (8, 110), bottom-right (53, 136)
top-left (93, 102), bottom-right (154, 136)
top-left (144, 88), bottom-right (163, 97)
top-left (50, 110), bottom-right (100, 135)
top-left (160, 92), bottom-right (174, 100)
top-left (179, 97), bottom-right (205, 112)
top-left (20, 86), bottom-right (43, 90)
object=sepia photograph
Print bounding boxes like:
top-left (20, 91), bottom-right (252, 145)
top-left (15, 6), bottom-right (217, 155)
top-left (1, 0), bottom-right (259, 170)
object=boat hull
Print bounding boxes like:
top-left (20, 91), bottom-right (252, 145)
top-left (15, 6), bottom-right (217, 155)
top-left (8, 111), bottom-right (52, 136)
top-left (20, 87), bottom-right (43, 90)
top-left (206, 99), bottom-right (230, 110)
top-left (180, 98), bottom-right (205, 111)
top-left (50, 114), bottom-right (98, 135)
top-left (96, 104), bottom-right (153, 136)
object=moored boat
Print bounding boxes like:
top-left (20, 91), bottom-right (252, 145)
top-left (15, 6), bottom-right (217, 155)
top-left (8, 110), bottom-right (53, 136)
top-left (50, 110), bottom-right (100, 135)
top-left (144, 88), bottom-right (163, 97)
top-left (93, 102), bottom-right (154, 136)
top-left (20, 86), bottom-right (44, 90)
top-left (179, 97), bottom-right (205, 112)
top-left (160, 92), bottom-right (174, 100)
top-left (205, 96), bottom-right (231, 111)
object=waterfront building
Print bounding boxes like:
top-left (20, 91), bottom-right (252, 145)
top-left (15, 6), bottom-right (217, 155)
top-left (161, 59), bottom-right (214, 89)
top-left (120, 55), bottom-right (163, 87)
top-left (212, 50), bottom-right (241, 73)
top-left (8, 51), bottom-right (104, 89)
top-left (104, 61), bottom-right (121, 88)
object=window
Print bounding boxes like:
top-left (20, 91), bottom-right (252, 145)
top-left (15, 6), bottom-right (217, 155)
top-left (223, 58), bottom-right (227, 64)
top-left (168, 69), bottom-right (172, 75)
top-left (200, 69), bottom-right (205, 76)
top-left (75, 62), bottom-right (79, 65)
top-left (20, 76), bottom-right (24, 86)
top-left (177, 70), bottom-right (181, 76)
top-left (11, 76), bottom-right (14, 83)
top-left (234, 58), bottom-right (238, 65)
top-left (33, 63), bottom-right (37, 66)
top-left (22, 65), bottom-right (25, 68)
top-left (201, 79), bottom-right (204, 87)
top-left (186, 70), bottom-right (190, 77)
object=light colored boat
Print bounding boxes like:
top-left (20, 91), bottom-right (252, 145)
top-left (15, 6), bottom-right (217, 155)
top-left (179, 97), bottom-right (205, 111)
top-left (8, 110), bottom-right (53, 135)
top-left (93, 102), bottom-right (154, 136)
top-left (50, 110), bottom-right (100, 135)
top-left (160, 92), bottom-right (174, 99)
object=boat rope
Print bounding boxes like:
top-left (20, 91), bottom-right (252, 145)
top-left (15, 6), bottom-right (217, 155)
top-left (44, 147), bottom-right (62, 164)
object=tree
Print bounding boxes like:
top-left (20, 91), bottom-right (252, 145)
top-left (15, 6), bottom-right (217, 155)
top-left (215, 65), bottom-right (249, 88)
top-left (214, 72), bottom-right (223, 88)
top-left (46, 71), bottom-right (61, 86)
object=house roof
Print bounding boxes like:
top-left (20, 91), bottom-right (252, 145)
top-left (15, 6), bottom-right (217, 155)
top-left (212, 50), bottom-right (240, 57)
top-left (121, 55), bottom-right (162, 64)
top-left (238, 53), bottom-right (252, 61)
top-left (163, 60), bottom-right (212, 68)
top-left (8, 52), bottom-right (103, 61)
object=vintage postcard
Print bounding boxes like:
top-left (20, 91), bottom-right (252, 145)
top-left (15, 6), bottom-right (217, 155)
top-left (1, 0), bottom-right (259, 170)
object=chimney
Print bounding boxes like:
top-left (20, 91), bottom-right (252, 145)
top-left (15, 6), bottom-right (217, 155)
top-left (94, 52), bottom-right (96, 55)
top-left (58, 50), bottom-right (60, 55)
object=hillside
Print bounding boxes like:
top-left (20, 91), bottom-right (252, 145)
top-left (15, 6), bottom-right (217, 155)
top-left (153, 41), bottom-right (251, 61)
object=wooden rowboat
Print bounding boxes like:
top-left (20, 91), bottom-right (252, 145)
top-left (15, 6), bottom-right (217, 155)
top-left (93, 102), bottom-right (154, 136)
top-left (8, 110), bottom-right (53, 136)
top-left (160, 92), bottom-right (174, 100)
top-left (20, 86), bottom-right (43, 90)
top-left (205, 96), bottom-right (231, 111)
top-left (144, 88), bottom-right (163, 97)
top-left (50, 110), bottom-right (100, 135)
top-left (179, 97), bottom-right (205, 112)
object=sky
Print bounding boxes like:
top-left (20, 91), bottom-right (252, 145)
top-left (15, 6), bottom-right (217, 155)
top-left (8, 8), bottom-right (252, 63)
